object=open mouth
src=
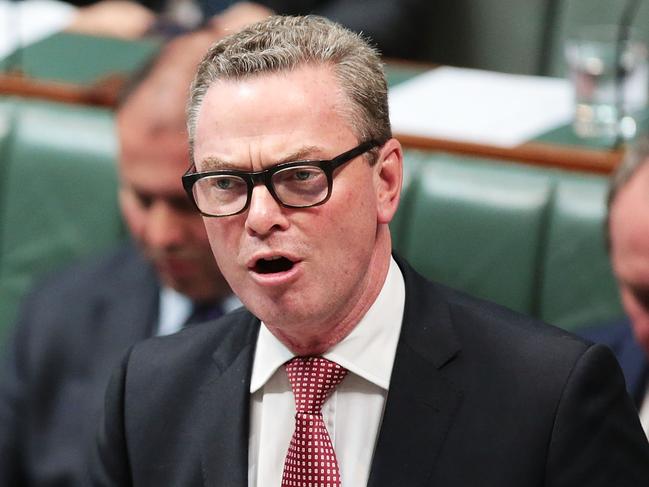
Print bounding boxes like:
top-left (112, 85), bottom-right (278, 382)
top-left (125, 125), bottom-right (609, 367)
top-left (253, 256), bottom-right (295, 274)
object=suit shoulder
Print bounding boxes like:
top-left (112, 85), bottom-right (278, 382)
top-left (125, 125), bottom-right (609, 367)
top-left (26, 242), bottom-right (150, 300)
top-left (399, 258), bottom-right (590, 372)
top-left (443, 281), bottom-right (588, 356)
top-left (127, 307), bottom-right (259, 377)
top-left (10, 242), bottom-right (155, 353)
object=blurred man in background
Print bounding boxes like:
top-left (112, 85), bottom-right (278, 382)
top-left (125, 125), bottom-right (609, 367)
top-left (0, 29), bottom-right (238, 486)
top-left (584, 135), bottom-right (649, 438)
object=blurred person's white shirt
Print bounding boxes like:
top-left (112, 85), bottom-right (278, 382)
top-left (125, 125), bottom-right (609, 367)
top-left (639, 388), bottom-right (649, 439)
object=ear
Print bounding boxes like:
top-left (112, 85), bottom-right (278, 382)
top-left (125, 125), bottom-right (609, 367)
top-left (374, 138), bottom-right (403, 225)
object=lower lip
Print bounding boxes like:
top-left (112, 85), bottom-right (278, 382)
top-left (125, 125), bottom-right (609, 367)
top-left (248, 261), bottom-right (303, 287)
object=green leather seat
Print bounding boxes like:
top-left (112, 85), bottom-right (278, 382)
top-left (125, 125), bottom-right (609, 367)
top-left (538, 173), bottom-right (621, 328)
top-left (0, 98), bottom-right (124, 339)
top-left (395, 152), bottom-right (553, 314)
top-left (0, 99), bottom-right (18, 190)
top-left (0, 32), bottom-right (161, 85)
top-left (392, 150), bottom-right (620, 331)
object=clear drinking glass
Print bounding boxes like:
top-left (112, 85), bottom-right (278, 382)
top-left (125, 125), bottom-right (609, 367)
top-left (565, 25), bottom-right (648, 141)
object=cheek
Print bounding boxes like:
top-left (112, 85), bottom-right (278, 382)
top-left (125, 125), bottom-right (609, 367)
top-left (319, 189), bottom-right (377, 264)
top-left (622, 291), bottom-right (649, 348)
top-left (203, 219), bottom-right (240, 268)
top-left (340, 184), bottom-right (377, 236)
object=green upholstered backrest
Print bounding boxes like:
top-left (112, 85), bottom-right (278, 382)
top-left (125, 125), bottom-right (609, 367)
top-left (0, 32), bottom-right (161, 85)
top-left (545, 0), bottom-right (649, 77)
top-left (395, 152), bottom-right (553, 314)
top-left (392, 151), bottom-right (621, 331)
top-left (389, 151), bottom-right (421, 251)
top-left (0, 99), bottom-right (17, 192)
top-left (0, 97), bottom-right (124, 337)
top-left (538, 173), bottom-right (622, 328)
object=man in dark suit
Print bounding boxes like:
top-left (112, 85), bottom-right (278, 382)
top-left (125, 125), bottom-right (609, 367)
top-left (202, 0), bottom-right (434, 60)
top-left (581, 135), bottom-right (649, 436)
top-left (0, 31), bottom-right (236, 486)
top-left (90, 15), bottom-right (649, 486)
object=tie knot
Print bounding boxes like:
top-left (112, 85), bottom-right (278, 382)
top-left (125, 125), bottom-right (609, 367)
top-left (285, 356), bottom-right (348, 414)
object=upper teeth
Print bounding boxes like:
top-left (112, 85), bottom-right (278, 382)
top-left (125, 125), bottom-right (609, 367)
top-left (266, 256), bottom-right (282, 261)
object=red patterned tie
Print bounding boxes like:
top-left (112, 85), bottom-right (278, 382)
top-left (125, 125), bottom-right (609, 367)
top-left (281, 356), bottom-right (349, 487)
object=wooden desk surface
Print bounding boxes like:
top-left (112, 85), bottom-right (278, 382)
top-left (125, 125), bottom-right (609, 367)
top-left (395, 133), bottom-right (621, 174)
top-left (385, 61), bottom-right (624, 174)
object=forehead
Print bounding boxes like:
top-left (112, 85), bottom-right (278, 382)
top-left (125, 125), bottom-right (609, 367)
top-left (119, 126), bottom-right (189, 191)
top-left (193, 65), bottom-right (356, 169)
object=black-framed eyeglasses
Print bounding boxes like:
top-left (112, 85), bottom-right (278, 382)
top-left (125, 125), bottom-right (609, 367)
top-left (182, 140), bottom-right (382, 217)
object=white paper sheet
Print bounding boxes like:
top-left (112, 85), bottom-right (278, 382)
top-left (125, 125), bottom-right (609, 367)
top-left (388, 66), bottom-right (574, 148)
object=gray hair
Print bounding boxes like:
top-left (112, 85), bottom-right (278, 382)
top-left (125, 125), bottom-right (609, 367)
top-left (186, 15), bottom-right (391, 162)
top-left (606, 134), bottom-right (649, 249)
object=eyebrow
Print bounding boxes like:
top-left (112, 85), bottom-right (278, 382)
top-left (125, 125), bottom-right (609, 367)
top-left (197, 145), bottom-right (328, 172)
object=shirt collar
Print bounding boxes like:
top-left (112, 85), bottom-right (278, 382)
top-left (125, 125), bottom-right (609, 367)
top-left (250, 256), bottom-right (405, 393)
top-left (157, 286), bottom-right (193, 336)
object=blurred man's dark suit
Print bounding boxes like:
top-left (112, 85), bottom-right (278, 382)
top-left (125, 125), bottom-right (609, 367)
top-left (581, 318), bottom-right (649, 408)
top-left (90, 258), bottom-right (649, 487)
top-left (0, 242), bottom-right (158, 486)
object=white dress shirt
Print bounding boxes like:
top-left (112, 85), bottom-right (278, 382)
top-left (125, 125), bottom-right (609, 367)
top-left (248, 257), bottom-right (406, 486)
top-left (639, 386), bottom-right (649, 439)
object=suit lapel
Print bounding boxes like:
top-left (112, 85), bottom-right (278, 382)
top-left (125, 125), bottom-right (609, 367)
top-left (368, 259), bottom-right (463, 487)
top-left (200, 313), bottom-right (259, 487)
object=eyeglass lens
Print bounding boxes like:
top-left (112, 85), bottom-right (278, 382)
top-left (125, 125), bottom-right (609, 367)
top-left (192, 164), bottom-right (330, 216)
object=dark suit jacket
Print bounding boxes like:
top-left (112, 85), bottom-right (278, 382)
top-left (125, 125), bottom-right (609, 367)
top-left (196, 0), bottom-right (436, 60)
top-left (90, 258), bottom-right (649, 486)
top-left (580, 318), bottom-right (649, 408)
top-left (0, 243), bottom-right (159, 486)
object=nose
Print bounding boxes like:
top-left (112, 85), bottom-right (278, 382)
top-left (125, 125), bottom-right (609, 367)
top-left (244, 184), bottom-right (290, 237)
top-left (144, 200), bottom-right (186, 249)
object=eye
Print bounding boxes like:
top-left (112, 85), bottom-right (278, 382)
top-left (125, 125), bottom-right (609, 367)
top-left (202, 175), bottom-right (247, 198)
top-left (132, 190), bottom-right (153, 209)
top-left (208, 175), bottom-right (246, 192)
top-left (294, 169), bottom-right (317, 181)
top-left (216, 177), bottom-right (235, 190)
top-left (281, 167), bottom-right (323, 183)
